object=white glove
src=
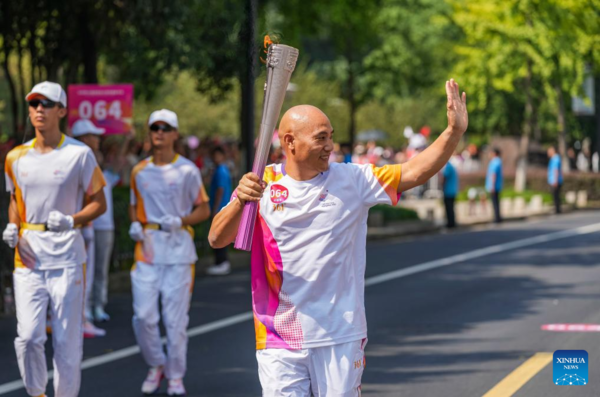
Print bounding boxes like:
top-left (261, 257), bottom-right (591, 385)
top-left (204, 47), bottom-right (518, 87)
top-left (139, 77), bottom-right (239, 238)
top-left (129, 221), bottom-right (145, 242)
top-left (2, 223), bottom-right (18, 248)
top-left (47, 211), bottom-right (74, 232)
top-left (159, 215), bottom-right (182, 233)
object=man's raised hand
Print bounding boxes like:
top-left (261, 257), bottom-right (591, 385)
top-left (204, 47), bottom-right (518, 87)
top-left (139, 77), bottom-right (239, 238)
top-left (446, 78), bottom-right (468, 135)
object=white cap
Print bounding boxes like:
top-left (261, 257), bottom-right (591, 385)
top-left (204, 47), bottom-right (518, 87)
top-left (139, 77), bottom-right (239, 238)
top-left (148, 109), bottom-right (178, 129)
top-left (72, 119), bottom-right (105, 137)
top-left (26, 81), bottom-right (67, 107)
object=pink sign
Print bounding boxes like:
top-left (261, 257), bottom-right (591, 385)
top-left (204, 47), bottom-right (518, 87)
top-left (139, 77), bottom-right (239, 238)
top-left (68, 84), bottom-right (134, 135)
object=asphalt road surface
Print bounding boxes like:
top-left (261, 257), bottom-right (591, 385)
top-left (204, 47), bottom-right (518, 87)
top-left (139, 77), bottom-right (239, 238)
top-left (1, 211), bottom-right (600, 396)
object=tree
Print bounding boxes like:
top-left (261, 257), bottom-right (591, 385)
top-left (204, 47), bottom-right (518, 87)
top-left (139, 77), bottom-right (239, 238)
top-left (451, 0), bottom-right (600, 190)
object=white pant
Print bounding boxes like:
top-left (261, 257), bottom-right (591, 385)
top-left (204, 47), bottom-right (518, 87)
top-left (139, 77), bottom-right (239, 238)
top-left (13, 266), bottom-right (84, 397)
top-left (82, 226), bottom-right (95, 315)
top-left (92, 229), bottom-right (114, 309)
top-left (257, 339), bottom-right (367, 397)
top-left (131, 261), bottom-right (194, 380)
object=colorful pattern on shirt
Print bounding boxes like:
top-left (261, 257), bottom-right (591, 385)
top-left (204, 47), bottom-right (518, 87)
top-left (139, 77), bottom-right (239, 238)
top-left (229, 162), bottom-right (401, 350)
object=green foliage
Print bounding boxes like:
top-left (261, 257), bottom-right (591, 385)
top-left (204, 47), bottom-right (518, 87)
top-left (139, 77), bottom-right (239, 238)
top-left (449, 0), bottom-right (600, 140)
top-left (456, 186), bottom-right (553, 204)
top-left (133, 72), bottom-right (240, 138)
top-left (369, 205), bottom-right (420, 222)
top-left (1, 0), bottom-right (598, 147)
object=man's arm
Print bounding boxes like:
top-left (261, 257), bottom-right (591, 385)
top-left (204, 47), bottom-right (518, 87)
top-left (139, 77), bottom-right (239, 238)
top-left (73, 190), bottom-right (106, 226)
top-left (208, 173), bottom-right (265, 249)
top-left (182, 202), bottom-right (210, 227)
top-left (397, 79), bottom-right (468, 193)
top-left (212, 187), bottom-right (224, 217)
top-left (8, 194), bottom-right (20, 225)
top-left (129, 204), bottom-right (137, 223)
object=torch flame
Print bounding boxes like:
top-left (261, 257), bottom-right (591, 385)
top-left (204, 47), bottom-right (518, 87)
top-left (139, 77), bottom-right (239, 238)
top-left (260, 34), bottom-right (278, 63)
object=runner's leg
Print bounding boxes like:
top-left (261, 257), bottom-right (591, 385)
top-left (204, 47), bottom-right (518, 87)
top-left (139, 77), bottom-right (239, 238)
top-left (131, 261), bottom-right (166, 368)
top-left (93, 229), bottom-right (114, 310)
top-left (13, 268), bottom-right (49, 397)
top-left (256, 348), bottom-right (311, 396)
top-left (49, 266), bottom-right (85, 397)
top-left (309, 339), bottom-right (366, 397)
top-left (160, 264), bottom-right (193, 380)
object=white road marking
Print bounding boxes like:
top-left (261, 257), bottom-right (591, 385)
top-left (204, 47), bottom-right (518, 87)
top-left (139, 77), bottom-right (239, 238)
top-left (1, 222), bottom-right (599, 395)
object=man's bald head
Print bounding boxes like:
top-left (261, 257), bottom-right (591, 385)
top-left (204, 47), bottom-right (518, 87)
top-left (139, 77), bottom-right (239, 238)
top-left (279, 105), bottom-right (331, 143)
top-left (277, 104), bottom-right (334, 177)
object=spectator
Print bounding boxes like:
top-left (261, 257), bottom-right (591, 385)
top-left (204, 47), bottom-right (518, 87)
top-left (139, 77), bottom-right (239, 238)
top-left (486, 148), bottom-right (503, 223)
top-left (206, 146), bottom-right (233, 276)
top-left (341, 143), bottom-right (352, 163)
top-left (72, 119), bottom-right (107, 338)
top-left (92, 131), bottom-right (134, 322)
top-left (547, 146), bottom-right (563, 214)
top-left (442, 159), bottom-right (459, 228)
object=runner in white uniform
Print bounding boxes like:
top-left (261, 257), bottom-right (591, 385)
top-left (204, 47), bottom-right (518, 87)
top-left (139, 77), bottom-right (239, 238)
top-left (129, 109), bottom-right (210, 396)
top-left (2, 81), bottom-right (107, 397)
top-left (209, 80), bottom-right (468, 396)
top-left (72, 119), bottom-right (108, 338)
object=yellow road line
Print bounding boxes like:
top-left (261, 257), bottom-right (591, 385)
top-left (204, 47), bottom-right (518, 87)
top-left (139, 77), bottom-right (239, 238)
top-left (482, 353), bottom-right (553, 397)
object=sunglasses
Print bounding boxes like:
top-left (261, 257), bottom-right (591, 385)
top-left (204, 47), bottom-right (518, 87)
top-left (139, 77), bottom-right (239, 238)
top-left (28, 99), bottom-right (58, 109)
top-left (150, 124), bottom-right (174, 133)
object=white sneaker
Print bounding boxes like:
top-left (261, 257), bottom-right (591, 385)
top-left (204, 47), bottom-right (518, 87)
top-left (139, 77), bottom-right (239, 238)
top-left (83, 321), bottom-right (106, 338)
top-left (94, 306), bottom-right (110, 322)
top-left (142, 366), bottom-right (164, 394)
top-left (206, 261), bottom-right (231, 276)
top-left (167, 379), bottom-right (186, 396)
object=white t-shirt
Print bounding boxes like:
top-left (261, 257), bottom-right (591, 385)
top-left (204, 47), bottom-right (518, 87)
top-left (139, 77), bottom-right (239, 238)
top-left (93, 169), bottom-right (120, 231)
top-left (130, 155), bottom-right (208, 265)
top-left (4, 134), bottom-right (106, 269)
top-left (231, 162), bottom-right (402, 350)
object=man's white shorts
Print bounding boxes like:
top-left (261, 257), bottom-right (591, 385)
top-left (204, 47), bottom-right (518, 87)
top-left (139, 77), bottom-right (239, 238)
top-left (256, 338), bottom-right (367, 397)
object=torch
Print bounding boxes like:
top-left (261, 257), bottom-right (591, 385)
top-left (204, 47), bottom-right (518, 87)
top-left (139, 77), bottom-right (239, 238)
top-left (234, 42), bottom-right (299, 251)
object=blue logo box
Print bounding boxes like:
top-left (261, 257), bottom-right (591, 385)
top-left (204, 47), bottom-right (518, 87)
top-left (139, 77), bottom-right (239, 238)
top-left (553, 350), bottom-right (588, 386)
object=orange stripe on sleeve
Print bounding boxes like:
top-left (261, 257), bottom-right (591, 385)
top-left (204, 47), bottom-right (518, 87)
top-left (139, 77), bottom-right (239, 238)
top-left (371, 164), bottom-right (402, 205)
top-left (194, 185), bottom-right (209, 206)
top-left (5, 145), bottom-right (30, 222)
top-left (130, 160), bottom-right (150, 223)
top-left (263, 165), bottom-right (284, 184)
top-left (86, 166), bottom-right (106, 196)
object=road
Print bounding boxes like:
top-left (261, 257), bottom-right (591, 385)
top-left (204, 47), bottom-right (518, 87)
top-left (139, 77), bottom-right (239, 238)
top-left (1, 211), bottom-right (600, 396)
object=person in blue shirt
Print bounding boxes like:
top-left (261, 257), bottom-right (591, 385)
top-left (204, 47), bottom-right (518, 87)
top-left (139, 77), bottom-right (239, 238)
top-left (486, 148), bottom-right (503, 223)
top-left (442, 160), bottom-right (459, 228)
top-left (547, 146), bottom-right (563, 214)
top-left (207, 146), bottom-right (233, 275)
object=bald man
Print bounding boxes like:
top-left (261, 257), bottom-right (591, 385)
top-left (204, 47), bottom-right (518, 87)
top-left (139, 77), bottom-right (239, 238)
top-left (209, 79), bottom-right (468, 396)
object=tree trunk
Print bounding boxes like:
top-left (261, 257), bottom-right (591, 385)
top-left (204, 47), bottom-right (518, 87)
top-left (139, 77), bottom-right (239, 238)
top-left (555, 82), bottom-right (569, 173)
top-left (80, 7), bottom-right (98, 84)
top-left (239, 0), bottom-right (256, 173)
top-left (2, 53), bottom-right (19, 140)
top-left (515, 60), bottom-right (534, 192)
top-left (595, 68), bottom-right (600, 164)
top-left (16, 39), bottom-right (27, 129)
